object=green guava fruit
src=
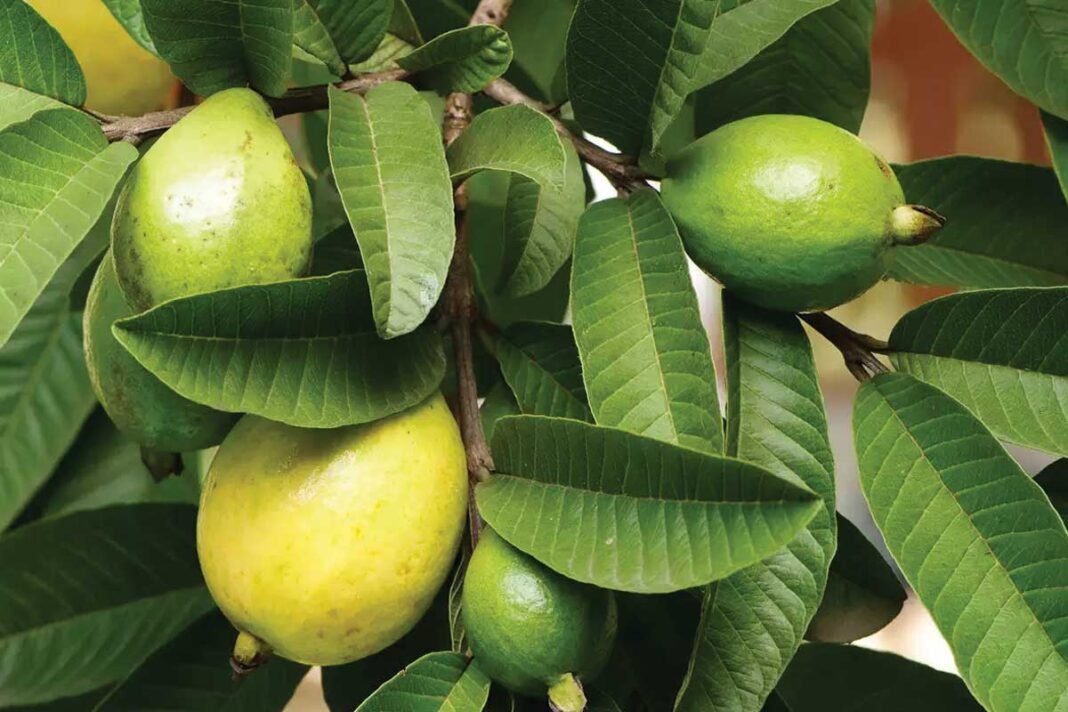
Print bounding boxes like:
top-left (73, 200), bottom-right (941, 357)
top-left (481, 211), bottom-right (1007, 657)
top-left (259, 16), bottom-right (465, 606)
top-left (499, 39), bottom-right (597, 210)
top-left (196, 394), bottom-right (468, 668)
top-left (83, 254), bottom-right (237, 453)
top-left (462, 528), bottom-right (617, 711)
top-left (660, 114), bottom-right (943, 312)
top-left (111, 87), bottom-right (312, 310)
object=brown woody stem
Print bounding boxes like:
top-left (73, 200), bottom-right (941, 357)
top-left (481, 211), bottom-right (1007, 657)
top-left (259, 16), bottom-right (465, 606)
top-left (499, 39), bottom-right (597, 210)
top-left (800, 312), bottom-right (889, 382)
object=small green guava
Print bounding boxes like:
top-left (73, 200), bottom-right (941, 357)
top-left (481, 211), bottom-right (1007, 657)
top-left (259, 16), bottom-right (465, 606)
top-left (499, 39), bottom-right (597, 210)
top-left (111, 87), bottom-right (312, 310)
top-left (660, 114), bottom-right (943, 313)
top-left (462, 529), bottom-right (618, 711)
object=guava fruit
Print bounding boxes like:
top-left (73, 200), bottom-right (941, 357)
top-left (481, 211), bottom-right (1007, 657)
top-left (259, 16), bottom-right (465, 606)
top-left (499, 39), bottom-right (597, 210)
top-left (462, 528), bottom-right (617, 711)
top-left (197, 394), bottom-right (468, 668)
top-left (83, 254), bottom-right (237, 454)
top-left (660, 114), bottom-right (943, 313)
top-left (111, 88), bottom-right (312, 311)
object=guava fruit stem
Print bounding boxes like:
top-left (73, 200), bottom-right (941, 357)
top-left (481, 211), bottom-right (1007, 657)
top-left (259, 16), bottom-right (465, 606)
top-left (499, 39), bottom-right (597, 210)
top-left (548, 673), bottom-right (587, 712)
top-left (889, 204), bottom-right (946, 246)
top-left (140, 447), bottom-right (183, 481)
top-left (230, 630), bottom-right (272, 679)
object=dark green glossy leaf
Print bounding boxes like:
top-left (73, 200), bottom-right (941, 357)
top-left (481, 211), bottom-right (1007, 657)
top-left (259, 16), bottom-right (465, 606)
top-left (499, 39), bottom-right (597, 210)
top-left (490, 322), bottom-right (591, 421)
top-left (398, 24), bottom-right (512, 93)
top-left (502, 0), bottom-right (573, 103)
top-left (354, 652), bottom-right (490, 711)
top-left (308, 0), bottom-right (391, 63)
top-left (293, 0), bottom-right (346, 76)
top-left (1042, 111), bottom-right (1068, 201)
top-left (0, 0), bottom-right (85, 104)
top-left (101, 0), bottom-right (158, 54)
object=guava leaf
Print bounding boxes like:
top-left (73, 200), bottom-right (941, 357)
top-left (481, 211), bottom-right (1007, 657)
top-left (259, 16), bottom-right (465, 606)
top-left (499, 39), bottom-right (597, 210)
top-left (354, 652), bottom-right (490, 712)
top-left (1042, 111), bottom-right (1068, 201)
top-left (478, 416), bottom-right (822, 593)
top-left (350, 33), bottom-right (417, 74)
top-left (0, 83), bottom-right (64, 132)
top-left (308, 0), bottom-right (391, 64)
top-left (397, 24), bottom-right (513, 94)
top-left (0, 504), bottom-right (214, 706)
top-left (389, 0), bottom-right (423, 46)
top-left (0, 109), bottom-right (137, 350)
top-left (571, 189), bottom-right (722, 454)
top-left (141, 0), bottom-right (293, 97)
top-left (92, 611), bottom-right (308, 711)
top-left (891, 158), bottom-right (1068, 288)
top-left (888, 287), bottom-right (1068, 456)
top-left (694, 0), bottom-right (874, 136)
top-left (929, 0), bottom-right (1068, 121)
top-left (101, 0), bottom-right (158, 55)
top-left (479, 382), bottom-right (520, 443)
top-left (113, 270), bottom-right (445, 429)
top-left (502, 0), bottom-right (573, 104)
top-left (854, 373), bottom-right (1068, 712)
top-left (676, 296), bottom-right (836, 712)
top-left (806, 513), bottom-right (905, 643)
top-left (329, 82), bottom-right (455, 338)
top-left (0, 0), bottom-right (85, 105)
top-left (490, 322), bottom-right (591, 421)
top-left (292, 0), bottom-right (347, 76)
top-left (1036, 460), bottom-right (1068, 526)
top-left (775, 643), bottom-right (983, 711)
top-left (446, 104), bottom-right (566, 189)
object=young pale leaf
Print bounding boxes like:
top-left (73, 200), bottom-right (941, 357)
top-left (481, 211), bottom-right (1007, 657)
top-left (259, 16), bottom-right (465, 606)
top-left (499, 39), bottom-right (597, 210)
top-left (1042, 111), bottom-right (1068, 201)
top-left (891, 158), bottom-right (1068, 288)
top-left (479, 416), bottom-right (822, 593)
top-left (694, 0), bottom-right (874, 136)
top-left (571, 189), bottom-right (722, 454)
top-left (293, 0), bottom-right (347, 76)
top-left (93, 612), bottom-right (307, 711)
top-left (355, 651), bottom-right (490, 712)
top-left (0, 83), bottom-right (63, 131)
top-left (397, 24), bottom-right (513, 93)
top-left (676, 296), bottom-right (836, 712)
top-left (101, 0), bottom-right (158, 54)
top-left (308, 0), bottom-right (391, 63)
top-left (776, 643), bottom-right (983, 711)
top-left (929, 0), bottom-right (1068, 120)
top-left (806, 513), bottom-right (905, 643)
top-left (0, 0), bottom-right (85, 104)
top-left (854, 373), bottom-right (1068, 712)
top-left (113, 270), bottom-right (445, 428)
top-left (446, 104), bottom-right (566, 188)
top-left (490, 322), bottom-right (591, 422)
top-left (0, 504), bottom-right (213, 706)
top-left (328, 83), bottom-right (455, 337)
top-left (889, 287), bottom-right (1068, 456)
top-left (0, 109), bottom-right (137, 349)
top-left (141, 0), bottom-right (293, 97)
top-left (1036, 460), bottom-right (1068, 525)
top-left (498, 140), bottom-right (584, 297)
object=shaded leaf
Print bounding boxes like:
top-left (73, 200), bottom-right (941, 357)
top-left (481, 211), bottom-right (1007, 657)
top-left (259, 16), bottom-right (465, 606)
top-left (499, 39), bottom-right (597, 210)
top-left (891, 158), bottom-right (1068, 288)
top-left (351, 33), bottom-right (416, 73)
top-left (1036, 460), bottom-right (1068, 525)
top-left (491, 322), bottom-right (591, 421)
top-left (0, 0), bottom-right (85, 104)
top-left (447, 104), bottom-right (566, 188)
top-left (854, 373), bottom-right (1068, 712)
top-left (310, 0), bottom-right (391, 63)
top-left (571, 189), bottom-right (722, 454)
top-left (888, 287), bottom-right (1068, 456)
top-left (398, 24), bottom-right (512, 93)
top-left (480, 416), bottom-right (822, 593)
top-left (293, 0), bottom-right (347, 76)
top-left (329, 82), bottom-right (455, 338)
top-left (101, 0), bottom-right (158, 54)
top-left (480, 382), bottom-right (519, 442)
top-left (355, 652), bottom-right (490, 712)
top-left (1042, 111), bottom-right (1068, 201)
top-left (389, 0), bottom-right (424, 45)
top-left (141, 0), bottom-right (293, 97)
top-left (0, 504), bottom-right (213, 706)
top-left (502, 0), bottom-right (573, 104)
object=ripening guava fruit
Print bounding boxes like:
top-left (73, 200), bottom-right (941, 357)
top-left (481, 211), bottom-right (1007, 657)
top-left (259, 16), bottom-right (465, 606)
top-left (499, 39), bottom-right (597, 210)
top-left (83, 254), bottom-right (237, 453)
top-left (660, 114), bottom-right (943, 313)
top-left (462, 528), bottom-right (618, 711)
top-left (111, 88), bottom-right (312, 311)
top-left (197, 394), bottom-right (468, 668)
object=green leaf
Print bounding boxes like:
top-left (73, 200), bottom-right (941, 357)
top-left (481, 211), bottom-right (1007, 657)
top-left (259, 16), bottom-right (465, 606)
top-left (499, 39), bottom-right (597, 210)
top-left (1042, 111), bottom-right (1068, 201)
top-left (694, 0), bottom-right (874, 136)
top-left (114, 270), bottom-right (445, 428)
top-left (806, 513), bottom-right (905, 643)
top-left (447, 104), bottom-right (566, 188)
top-left (329, 82), bottom-right (455, 338)
top-left (888, 287), bottom-right (1068, 456)
top-left (498, 141), bottom-right (584, 297)
top-left (309, 0), bottom-right (391, 63)
top-left (929, 0), bottom-right (1068, 120)
top-left (141, 0), bottom-right (293, 97)
top-left (0, 83), bottom-right (63, 132)
top-left (355, 652), bottom-right (490, 712)
top-left (890, 158), bottom-right (1068, 288)
top-left (0, 504), bottom-right (213, 706)
top-left (571, 189), bottom-right (722, 454)
top-left (398, 24), bottom-right (512, 93)
top-left (293, 0), bottom-right (347, 76)
top-left (350, 33), bottom-right (417, 73)
top-left (389, 0), bottom-right (424, 46)
top-left (1036, 460), bottom-right (1068, 525)
top-left (490, 322), bottom-right (591, 421)
top-left (854, 373), bottom-right (1068, 712)
top-left (0, 109), bottom-right (137, 349)
top-left (480, 382), bottom-right (519, 443)
top-left (101, 0), bottom-right (158, 54)
top-left (676, 296), bottom-right (836, 712)
top-left (0, 0), bottom-right (85, 105)
top-left (502, 0), bottom-right (573, 104)
top-left (775, 643), bottom-right (983, 711)
top-left (93, 612), bottom-right (307, 711)
top-left (479, 416), bottom-right (822, 593)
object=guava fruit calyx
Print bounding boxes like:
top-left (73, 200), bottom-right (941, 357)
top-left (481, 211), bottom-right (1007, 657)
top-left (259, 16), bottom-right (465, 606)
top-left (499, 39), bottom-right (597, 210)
top-left (890, 204), bottom-right (947, 246)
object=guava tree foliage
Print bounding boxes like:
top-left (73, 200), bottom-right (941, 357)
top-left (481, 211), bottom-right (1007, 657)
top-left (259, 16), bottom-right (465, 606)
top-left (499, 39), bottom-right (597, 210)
top-left (0, 0), bottom-right (1066, 710)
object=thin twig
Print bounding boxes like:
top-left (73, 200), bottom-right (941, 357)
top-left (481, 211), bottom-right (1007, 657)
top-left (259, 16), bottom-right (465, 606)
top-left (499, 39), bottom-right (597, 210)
top-left (800, 312), bottom-right (890, 382)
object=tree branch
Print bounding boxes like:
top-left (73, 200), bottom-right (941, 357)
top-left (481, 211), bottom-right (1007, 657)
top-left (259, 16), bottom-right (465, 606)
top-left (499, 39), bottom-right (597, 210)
top-left (800, 312), bottom-right (889, 382)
